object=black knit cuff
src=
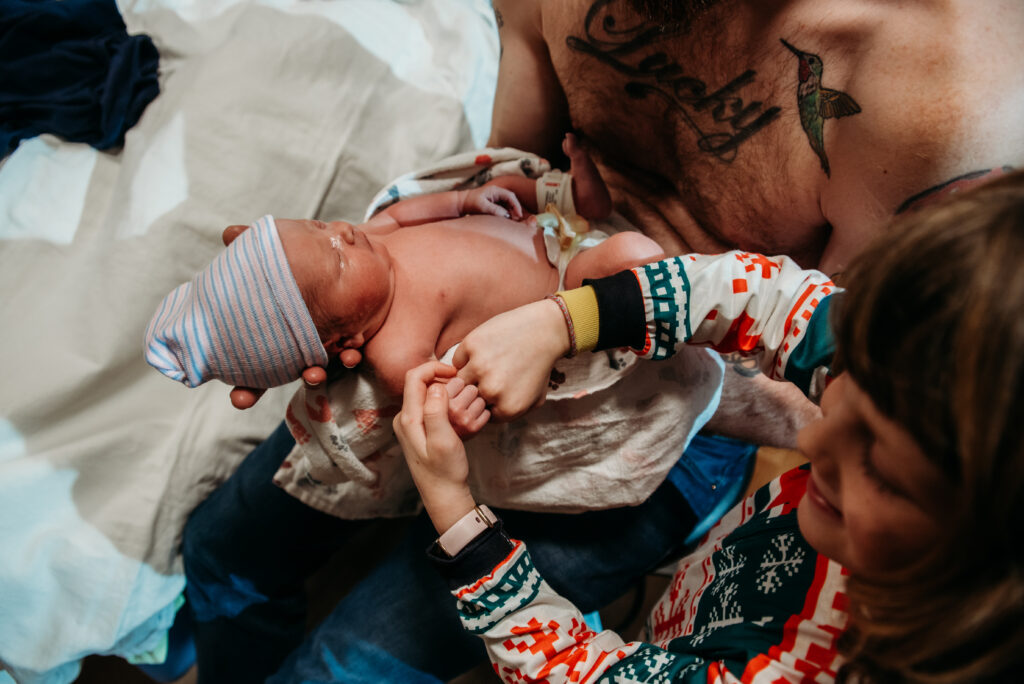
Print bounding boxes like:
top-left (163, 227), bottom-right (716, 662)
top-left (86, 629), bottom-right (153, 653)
top-left (426, 519), bottom-right (515, 590)
top-left (583, 270), bottom-right (646, 351)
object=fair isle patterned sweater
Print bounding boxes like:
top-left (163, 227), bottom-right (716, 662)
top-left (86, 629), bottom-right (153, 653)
top-left (428, 252), bottom-right (849, 682)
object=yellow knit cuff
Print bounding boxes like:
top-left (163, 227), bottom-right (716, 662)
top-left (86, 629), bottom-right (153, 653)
top-left (556, 286), bottom-right (599, 353)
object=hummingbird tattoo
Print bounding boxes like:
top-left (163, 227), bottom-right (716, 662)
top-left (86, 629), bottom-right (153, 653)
top-left (781, 38), bottom-right (861, 177)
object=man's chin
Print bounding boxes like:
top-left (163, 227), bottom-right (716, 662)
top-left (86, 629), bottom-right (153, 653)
top-left (625, 0), bottom-right (721, 25)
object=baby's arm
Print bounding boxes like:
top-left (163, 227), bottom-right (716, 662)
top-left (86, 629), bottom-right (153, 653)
top-left (362, 186), bottom-right (524, 234)
top-left (487, 133), bottom-right (612, 221)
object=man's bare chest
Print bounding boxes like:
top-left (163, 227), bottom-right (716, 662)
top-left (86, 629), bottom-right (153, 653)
top-left (544, 1), bottom-right (833, 262)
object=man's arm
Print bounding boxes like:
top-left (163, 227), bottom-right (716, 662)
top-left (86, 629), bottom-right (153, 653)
top-left (488, 0), bottom-right (570, 161)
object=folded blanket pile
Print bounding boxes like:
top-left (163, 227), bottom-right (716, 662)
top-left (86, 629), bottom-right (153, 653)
top-left (0, 0), bottom-right (159, 158)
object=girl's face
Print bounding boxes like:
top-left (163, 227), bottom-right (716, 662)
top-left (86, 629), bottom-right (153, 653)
top-left (276, 218), bottom-right (394, 351)
top-left (796, 373), bottom-right (954, 576)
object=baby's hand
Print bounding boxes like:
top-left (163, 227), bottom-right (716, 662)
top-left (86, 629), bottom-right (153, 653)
top-left (463, 186), bottom-right (523, 220)
top-left (443, 377), bottom-right (491, 439)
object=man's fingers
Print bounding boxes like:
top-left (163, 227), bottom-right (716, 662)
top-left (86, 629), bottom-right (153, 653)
top-left (302, 366), bottom-right (327, 388)
top-left (339, 348), bottom-right (362, 368)
top-left (222, 224), bottom-right (248, 246)
top-left (229, 386), bottom-right (263, 410)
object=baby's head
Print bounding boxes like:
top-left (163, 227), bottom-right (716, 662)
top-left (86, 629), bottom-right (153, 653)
top-left (144, 215), bottom-right (392, 389)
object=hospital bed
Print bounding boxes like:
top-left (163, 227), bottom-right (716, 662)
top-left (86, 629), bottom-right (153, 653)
top-left (0, 1), bottom-right (498, 680)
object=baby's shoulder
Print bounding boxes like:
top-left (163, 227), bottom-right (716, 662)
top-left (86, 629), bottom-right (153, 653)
top-left (363, 310), bottom-right (444, 395)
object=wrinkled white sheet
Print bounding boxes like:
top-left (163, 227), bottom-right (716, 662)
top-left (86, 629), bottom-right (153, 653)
top-left (276, 148), bottom-right (724, 519)
top-left (0, 0), bottom-right (498, 680)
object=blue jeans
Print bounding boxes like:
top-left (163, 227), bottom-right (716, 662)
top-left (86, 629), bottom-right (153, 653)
top-left (183, 421), bottom-right (698, 683)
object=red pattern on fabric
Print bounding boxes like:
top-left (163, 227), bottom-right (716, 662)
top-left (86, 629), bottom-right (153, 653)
top-left (501, 616), bottom-right (598, 681)
top-left (765, 467), bottom-right (808, 516)
top-left (782, 284), bottom-right (817, 337)
top-left (736, 252), bottom-right (782, 279)
top-left (764, 554), bottom-right (842, 679)
top-left (286, 403), bottom-right (310, 445)
top-left (305, 394), bottom-right (332, 423)
top-left (352, 405), bottom-right (399, 435)
top-left (716, 311), bottom-right (762, 353)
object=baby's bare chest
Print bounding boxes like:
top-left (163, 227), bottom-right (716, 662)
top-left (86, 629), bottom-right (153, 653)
top-left (378, 218), bottom-right (559, 355)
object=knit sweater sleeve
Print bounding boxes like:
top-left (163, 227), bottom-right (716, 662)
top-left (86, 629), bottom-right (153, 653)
top-left (435, 540), bottom-right (709, 682)
top-left (431, 468), bottom-right (846, 683)
top-left (569, 251), bottom-right (839, 402)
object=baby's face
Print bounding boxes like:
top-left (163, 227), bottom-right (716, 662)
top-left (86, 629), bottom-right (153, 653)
top-left (275, 218), bottom-right (394, 351)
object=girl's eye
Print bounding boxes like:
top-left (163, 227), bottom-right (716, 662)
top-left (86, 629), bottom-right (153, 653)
top-left (859, 441), bottom-right (901, 497)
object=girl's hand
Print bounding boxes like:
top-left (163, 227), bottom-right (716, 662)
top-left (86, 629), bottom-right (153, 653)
top-left (462, 185), bottom-right (524, 220)
top-left (452, 298), bottom-right (570, 421)
top-left (394, 362), bottom-right (477, 534)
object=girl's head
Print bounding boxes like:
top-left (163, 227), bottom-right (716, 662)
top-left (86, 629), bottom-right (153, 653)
top-left (813, 171), bottom-right (1024, 682)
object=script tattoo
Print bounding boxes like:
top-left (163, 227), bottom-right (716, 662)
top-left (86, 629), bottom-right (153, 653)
top-left (719, 350), bottom-right (762, 377)
top-left (566, 0), bottom-right (781, 162)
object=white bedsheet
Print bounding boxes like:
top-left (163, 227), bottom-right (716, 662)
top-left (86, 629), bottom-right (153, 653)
top-left (0, 1), bottom-right (498, 680)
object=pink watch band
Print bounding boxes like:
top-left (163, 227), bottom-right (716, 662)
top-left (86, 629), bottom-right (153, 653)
top-left (437, 505), bottom-right (497, 557)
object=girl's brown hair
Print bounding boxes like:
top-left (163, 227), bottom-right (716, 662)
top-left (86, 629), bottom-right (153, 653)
top-left (832, 170), bottom-right (1024, 683)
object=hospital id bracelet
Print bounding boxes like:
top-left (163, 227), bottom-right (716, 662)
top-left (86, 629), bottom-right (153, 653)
top-left (437, 505), bottom-right (497, 558)
top-left (553, 286), bottom-right (600, 355)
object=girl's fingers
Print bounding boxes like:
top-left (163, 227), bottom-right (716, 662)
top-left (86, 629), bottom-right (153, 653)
top-left (423, 383), bottom-right (464, 457)
top-left (398, 361), bottom-right (457, 443)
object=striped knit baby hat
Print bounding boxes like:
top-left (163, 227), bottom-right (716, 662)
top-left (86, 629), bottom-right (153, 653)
top-left (144, 215), bottom-right (329, 388)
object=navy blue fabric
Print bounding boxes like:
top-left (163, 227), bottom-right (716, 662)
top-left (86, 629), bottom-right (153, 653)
top-left (0, 0), bottom-right (160, 158)
top-left (183, 421), bottom-right (698, 683)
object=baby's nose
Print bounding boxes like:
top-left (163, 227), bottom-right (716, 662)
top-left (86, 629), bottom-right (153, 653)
top-left (329, 221), bottom-right (356, 244)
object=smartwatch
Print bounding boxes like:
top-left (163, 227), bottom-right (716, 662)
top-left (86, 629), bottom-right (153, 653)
top-left (437, 505), bottom-right (497, 557)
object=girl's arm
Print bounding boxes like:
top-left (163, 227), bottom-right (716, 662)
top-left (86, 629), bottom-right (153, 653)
top-left (588, 252), bottom-right (837, 398)
top-left (454, 251), bottom-right (838, 419)
top-left (395, 362), bottom-right (832, 684)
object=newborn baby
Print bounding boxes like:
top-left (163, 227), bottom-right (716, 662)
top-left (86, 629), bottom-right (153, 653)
top-left (145, 136), bottom-right (663, 398)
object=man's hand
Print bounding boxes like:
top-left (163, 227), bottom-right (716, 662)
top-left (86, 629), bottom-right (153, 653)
top-left (229, 366), bottom-right (328, 410)
top-left (393, 362), bottom-right (477, 534)
top-left (453, 298), bottom-right (570, 421)
top-left (462, 185), bottom-right (523, 220)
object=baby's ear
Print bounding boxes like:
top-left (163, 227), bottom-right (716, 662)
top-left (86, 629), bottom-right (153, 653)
top-left (222, 224), bottom-right (249, 247)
